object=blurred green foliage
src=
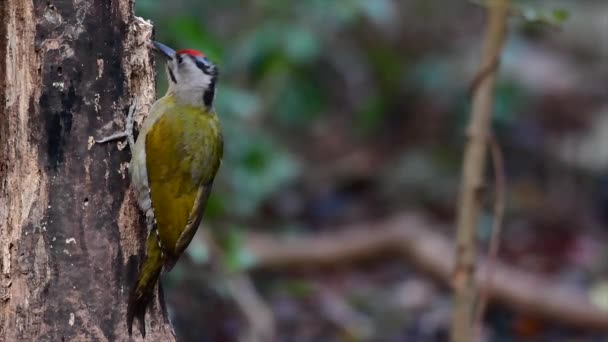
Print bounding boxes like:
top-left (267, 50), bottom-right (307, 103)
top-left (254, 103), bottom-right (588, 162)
top-left (136, 0), bottom-right (420, 225)
top-left (136, 0), bottom-right (573, 253)
top-left (134, 1), bottom-right (608, 341)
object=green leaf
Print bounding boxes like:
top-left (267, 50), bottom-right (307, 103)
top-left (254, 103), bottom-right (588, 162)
top-left (518, 5), bottom-right (569, 27)
top-left (356, 96), bottom-right (386, 135)
top-left (275, 74), bottom-right (325, 126)
top-left (166, 16), bottom-right (223, 62)
top-left (356, 0), bottom-right (396, 25)
top-left (186, 237), bottom-right (209, 265)
top-left (282, 280), bottom-right (314, 298)
top-left (552, 9), bottom-right (569, 23)
top-left (220, 227), bottom-right (258, 272)
top-left (283, 27), bottom-right (320, 62)
top-left (216, 86), bottom-right (261, 120)
top-left (204, 193), bottom-right (226, 219)
top-left (229, 139), bottom-right (300, 215)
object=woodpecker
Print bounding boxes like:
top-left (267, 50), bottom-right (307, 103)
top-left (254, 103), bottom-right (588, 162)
top-left (98, 41), bottom-right (223, 336)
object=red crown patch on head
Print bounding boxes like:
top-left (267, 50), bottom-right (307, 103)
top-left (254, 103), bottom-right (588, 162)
top-left (177, 49), bottom-right (205, 58)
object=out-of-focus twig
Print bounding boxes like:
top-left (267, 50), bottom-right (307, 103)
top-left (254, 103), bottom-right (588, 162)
top-left (205, 237), bottom-right (275, 342)
top-left (227, 273), bottom-right (275, 342)
top-left (451, 1), bottom-right (510, 341)
top-left (242, 213), bottom-right (608, 331)
top-left (317, 288), bottom-right (375, 340)
top-left (473, 136), bottom-right (507, 340)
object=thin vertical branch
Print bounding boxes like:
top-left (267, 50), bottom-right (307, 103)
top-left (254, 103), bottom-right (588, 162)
top-left (450, 1), bottom-right (511, 342)
top-left (473, 136), bottom-right (507, 339)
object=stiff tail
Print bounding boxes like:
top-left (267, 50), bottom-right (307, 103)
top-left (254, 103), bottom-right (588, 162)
top-left (127, 230), bottom-right (165, 337)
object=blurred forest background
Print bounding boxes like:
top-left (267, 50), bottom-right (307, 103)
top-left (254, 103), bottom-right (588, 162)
top-left (136, 1), bottom-right (608, 341)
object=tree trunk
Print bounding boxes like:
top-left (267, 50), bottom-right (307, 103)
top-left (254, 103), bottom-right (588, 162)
top-left (0, 0), bottom-right (175, 340)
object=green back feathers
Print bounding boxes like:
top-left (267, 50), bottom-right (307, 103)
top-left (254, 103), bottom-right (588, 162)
top-left (145, 98), bottom-right (223, 254)
top-left (127, 96), bottom-right (223, 337)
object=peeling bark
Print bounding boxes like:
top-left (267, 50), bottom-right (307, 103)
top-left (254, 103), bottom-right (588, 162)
top-left (0, 0), bottom-right (174, 340)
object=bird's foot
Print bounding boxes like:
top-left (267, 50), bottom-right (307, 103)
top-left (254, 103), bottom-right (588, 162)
top-left (95, 99), bottom-right (139, 150)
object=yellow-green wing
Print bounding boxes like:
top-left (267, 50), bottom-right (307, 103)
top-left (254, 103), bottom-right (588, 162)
top-left (174, 183), bottom-right (213, 255)
top-left (145, 108), bottom-right (222, 257)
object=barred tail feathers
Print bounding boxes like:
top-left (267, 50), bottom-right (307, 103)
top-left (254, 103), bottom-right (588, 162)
top-left (127, 230), bottom-right (165, 337)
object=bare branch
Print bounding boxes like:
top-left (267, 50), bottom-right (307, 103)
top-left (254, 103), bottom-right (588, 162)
top-left (451, 1), bottom-right (511, 341)
top-left (473, 136), bottom-right (507, 339)
top-left (242, 213), bottom-right (608, 331)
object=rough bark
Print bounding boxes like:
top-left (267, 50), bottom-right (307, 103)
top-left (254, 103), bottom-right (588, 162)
top-left (0, 0), bottom-right (174, 340)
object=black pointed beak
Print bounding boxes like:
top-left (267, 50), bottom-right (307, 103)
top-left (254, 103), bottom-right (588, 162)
top-left (152, 41), bottom-right (176, 60)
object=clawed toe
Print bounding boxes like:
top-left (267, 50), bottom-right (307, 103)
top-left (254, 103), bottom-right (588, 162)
top-left (94, 100), bottom-right (139, 149)
top-left (95, 131), bottom-right (129, 144)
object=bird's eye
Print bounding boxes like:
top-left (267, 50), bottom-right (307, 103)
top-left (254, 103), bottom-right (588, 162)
top-left (176, 55), bottom-right (183, 64)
